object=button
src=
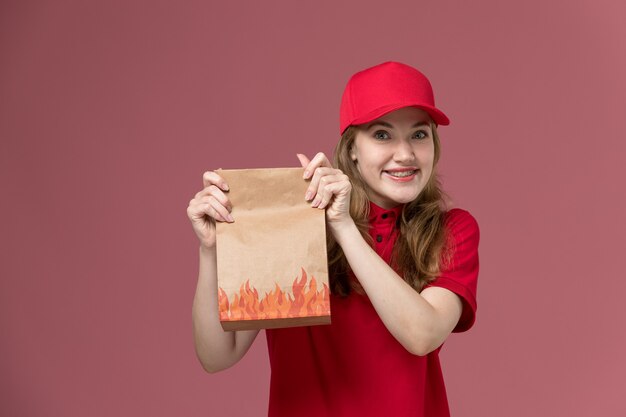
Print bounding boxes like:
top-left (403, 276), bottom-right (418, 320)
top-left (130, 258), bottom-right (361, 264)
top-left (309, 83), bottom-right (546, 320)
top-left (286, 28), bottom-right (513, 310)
top-left (381, 213), bottom-right (388, 219)
top-left (376, 235), bottom-right (383, 242)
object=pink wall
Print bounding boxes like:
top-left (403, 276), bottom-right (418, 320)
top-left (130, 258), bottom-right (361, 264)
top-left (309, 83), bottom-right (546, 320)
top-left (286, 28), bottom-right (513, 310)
top-left (2, 0), bottom-right (625, 416)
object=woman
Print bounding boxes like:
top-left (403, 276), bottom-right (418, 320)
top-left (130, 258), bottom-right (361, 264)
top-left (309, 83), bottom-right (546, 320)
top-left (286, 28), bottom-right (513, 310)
top-left (187, 61), bottom-right (480, 417)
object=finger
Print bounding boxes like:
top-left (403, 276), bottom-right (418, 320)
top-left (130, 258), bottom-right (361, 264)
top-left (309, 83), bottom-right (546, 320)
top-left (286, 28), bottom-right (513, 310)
top-left (187, 200), bottom-right (207, 222)
top-left (306, 167), bottom-right (338, 201)
top-left (296, 153), bottom-right (310, 170)
top-left (202, 195), bottom-right (234, 223)
top-left (205, 204), bottom-right (227, 223)
top-left (314, 151), bottom-right (333, 168)
top-left (196, 184), bottom-right (233, 212)
top-left (311, 173), bottom-right (344, 208)
top-left (304, 152), bottom-right (332, 179)
top-left (188, 198), bottom-right (219, 223)
top-left (318, 178), bottom-right (350, 209)
top-left (202, 170), bottom-right (230, 192)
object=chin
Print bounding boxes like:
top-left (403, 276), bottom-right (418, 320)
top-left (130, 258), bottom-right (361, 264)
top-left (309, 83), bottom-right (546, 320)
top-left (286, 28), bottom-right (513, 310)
top-left (388, 192), bottom-right (419, 206)
top-left (397, 195), bottom-right (419, 205)
top-left (397, 186), bottom-right (423, 200)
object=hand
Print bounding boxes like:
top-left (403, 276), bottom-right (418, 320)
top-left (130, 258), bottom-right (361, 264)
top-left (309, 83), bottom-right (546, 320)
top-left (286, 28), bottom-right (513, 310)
top-left (297, 152), bottom-right (353, 227)
top-left (186, 171), bottom-right (234, 249)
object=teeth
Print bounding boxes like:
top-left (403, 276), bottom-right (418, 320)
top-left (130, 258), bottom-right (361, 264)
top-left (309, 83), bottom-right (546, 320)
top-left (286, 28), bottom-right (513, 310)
top-left (387, 170), bottom-right (416, 178)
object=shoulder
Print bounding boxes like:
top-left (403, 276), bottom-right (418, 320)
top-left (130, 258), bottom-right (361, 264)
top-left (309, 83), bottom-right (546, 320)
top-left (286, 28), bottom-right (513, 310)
top-left (441, 208), bottom-right (480, 270)
top-left (432, 208), bottom-right (481, 333)
top-left (444, 208), bottom-right (480, 241)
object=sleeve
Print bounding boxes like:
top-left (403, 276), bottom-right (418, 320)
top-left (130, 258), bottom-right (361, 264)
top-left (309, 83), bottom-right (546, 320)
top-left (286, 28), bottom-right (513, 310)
top-left (424, 208), bottom-right (480, 333)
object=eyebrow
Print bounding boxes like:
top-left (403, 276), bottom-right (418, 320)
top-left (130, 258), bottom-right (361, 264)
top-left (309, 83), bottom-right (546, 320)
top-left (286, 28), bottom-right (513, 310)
top-left (366, 120), bottom-right (430, 130)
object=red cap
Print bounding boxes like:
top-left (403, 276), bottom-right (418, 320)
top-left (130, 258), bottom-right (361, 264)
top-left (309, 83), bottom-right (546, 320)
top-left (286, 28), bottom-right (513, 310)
top-left (339, 61), bottom-right (450, 135)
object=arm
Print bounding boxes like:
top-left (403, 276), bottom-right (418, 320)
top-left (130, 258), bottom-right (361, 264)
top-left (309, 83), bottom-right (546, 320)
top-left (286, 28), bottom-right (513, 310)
top-left (297, 152), bottom-right (465, 356)
top-left (188, 171), bottom-right (259, 373)
top-left (192, 245), bottom-right (259, 373)
top-left (330, 220), bottom-right (462, 356)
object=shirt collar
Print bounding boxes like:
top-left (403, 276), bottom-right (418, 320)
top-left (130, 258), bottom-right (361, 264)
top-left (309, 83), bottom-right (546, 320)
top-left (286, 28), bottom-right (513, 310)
top-left (367, 200), bottom-right (404, 224)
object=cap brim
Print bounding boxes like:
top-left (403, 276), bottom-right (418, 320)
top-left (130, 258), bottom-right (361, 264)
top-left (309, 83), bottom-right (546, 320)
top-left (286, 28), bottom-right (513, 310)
top-left (350, 102), bottom-right (450, 130)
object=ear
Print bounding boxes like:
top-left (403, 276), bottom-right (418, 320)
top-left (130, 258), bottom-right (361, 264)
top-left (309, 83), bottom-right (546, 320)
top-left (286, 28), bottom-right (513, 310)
top-left (349, 149), bottom-right (357, 161)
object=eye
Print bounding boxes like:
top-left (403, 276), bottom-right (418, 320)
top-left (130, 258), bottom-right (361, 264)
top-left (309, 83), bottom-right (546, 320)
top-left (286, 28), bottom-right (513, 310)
top-left (413, 130), bottom-right (429, 140)
top-left (373, 130), bottom-right (391, 140)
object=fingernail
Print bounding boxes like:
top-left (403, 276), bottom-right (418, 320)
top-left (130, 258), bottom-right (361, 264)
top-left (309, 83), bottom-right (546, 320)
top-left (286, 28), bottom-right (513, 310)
top-left (223, 184), bottom-right (230, 191)
top-left (227, 214), bottom-right (234, 222)
top-left (303, 170), bottom-right (310, 179)
top-left (305, 191), bottom-right (312, 200)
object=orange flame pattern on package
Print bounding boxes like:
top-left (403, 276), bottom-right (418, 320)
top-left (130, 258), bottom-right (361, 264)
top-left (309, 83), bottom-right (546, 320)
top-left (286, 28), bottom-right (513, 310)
top-left (218, 267), bottom-right (330, 322)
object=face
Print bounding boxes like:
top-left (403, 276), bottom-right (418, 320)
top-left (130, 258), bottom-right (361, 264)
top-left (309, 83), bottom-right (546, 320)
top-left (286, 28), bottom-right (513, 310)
top-left (349, 107), bottom-right (435, 209)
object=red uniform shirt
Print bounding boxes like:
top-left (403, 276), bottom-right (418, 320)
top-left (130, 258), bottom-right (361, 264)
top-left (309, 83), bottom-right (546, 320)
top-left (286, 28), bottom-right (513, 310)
top-left (265, 201), bottom-right (480, 417)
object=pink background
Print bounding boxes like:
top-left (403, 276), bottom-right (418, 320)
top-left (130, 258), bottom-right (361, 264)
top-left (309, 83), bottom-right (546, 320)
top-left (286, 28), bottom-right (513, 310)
top-left (2, 0), bottom-right (625, 416)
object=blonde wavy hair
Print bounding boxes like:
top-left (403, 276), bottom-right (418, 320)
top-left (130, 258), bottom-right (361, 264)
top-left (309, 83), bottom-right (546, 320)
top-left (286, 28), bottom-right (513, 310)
top-left (327, 121), bottom-right (454, 297)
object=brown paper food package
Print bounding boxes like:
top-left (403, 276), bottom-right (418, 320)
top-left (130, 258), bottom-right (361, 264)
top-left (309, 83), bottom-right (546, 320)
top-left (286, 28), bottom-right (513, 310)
top-left (215, 167), bottom-right (331, 331)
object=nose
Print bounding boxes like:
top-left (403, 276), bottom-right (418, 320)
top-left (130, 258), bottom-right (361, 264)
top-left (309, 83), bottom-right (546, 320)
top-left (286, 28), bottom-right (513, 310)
top-left (393, 138), bottom-right (416, 163)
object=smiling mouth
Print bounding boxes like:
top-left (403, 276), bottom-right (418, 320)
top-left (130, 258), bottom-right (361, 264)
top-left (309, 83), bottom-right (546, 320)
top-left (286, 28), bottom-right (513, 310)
top-left (383, 170), bottom-right (418, 178)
